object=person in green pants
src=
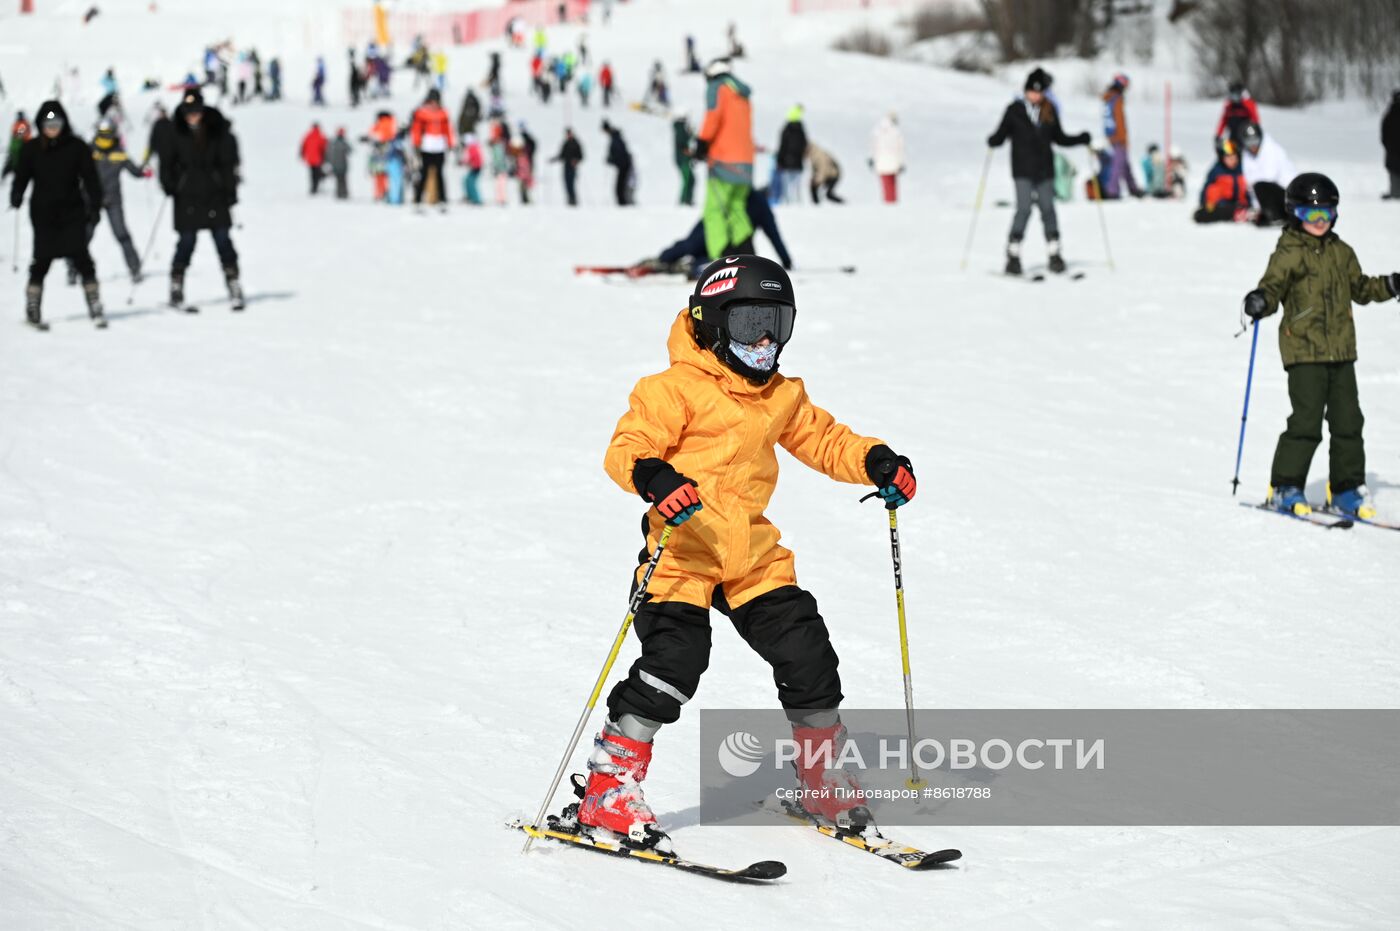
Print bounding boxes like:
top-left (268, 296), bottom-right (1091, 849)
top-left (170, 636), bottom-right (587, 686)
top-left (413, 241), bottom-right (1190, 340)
top-left (1243, 172), bottom-right (1399, 519)
top-left (672, 112), bottom-right (695, 206)
top-left (694, 59), bottom-right (755, 259)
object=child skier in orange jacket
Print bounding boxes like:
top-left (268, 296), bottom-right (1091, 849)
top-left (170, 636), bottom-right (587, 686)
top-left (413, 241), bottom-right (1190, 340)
top-left (579, 255), bottom-right (918, 848)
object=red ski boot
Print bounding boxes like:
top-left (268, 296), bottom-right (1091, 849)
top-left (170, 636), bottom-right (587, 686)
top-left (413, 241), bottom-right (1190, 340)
top-left (576, 723), bottom-right (664, 847)
top-left (790, 722), bottom-right (872, 830)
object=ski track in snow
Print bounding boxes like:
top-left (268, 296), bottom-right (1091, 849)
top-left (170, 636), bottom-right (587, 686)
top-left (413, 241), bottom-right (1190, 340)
top-left (1, 0), bottom-right (1398, 927)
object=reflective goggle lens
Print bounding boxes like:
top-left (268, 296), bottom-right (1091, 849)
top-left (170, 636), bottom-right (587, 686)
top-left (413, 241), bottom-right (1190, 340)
top-left (1293, 205), bottom-right (1336, 224)
top-left (724, 302), bottom-right (795, 345)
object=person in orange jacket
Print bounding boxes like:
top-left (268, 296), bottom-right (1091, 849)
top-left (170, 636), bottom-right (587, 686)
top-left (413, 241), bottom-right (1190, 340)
top-left (1193, 137), bottom-right (1253, 223)
top-left (409, 88), bottom-right (454, 207)
top-left (694, 58), bottom-right (756, 259)
top-left (299, 122), bottom-right (327, 194)
top-left (365, 110), bottom-right (396, 201)
top-left (1100, 73), bottom-right (1143, 199)
top-left (578, 255), bottom-right (919, 848)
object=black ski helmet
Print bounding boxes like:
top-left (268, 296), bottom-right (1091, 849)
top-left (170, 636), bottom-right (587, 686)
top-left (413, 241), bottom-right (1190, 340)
top-left (1240, 121), bottom-right (1263, 149)
top-left (1285, 172), bottom-right (1339, 211)
top-left (689, 255), bottom-right (796, 386)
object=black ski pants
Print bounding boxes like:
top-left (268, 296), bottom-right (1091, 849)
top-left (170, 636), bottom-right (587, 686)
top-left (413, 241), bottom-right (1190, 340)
top-left (415, 153), bottom-right (446, 204)
top-left (31, 250), bottom-right (95, 287)
top-left (563, 165), bottom-right (578, 206)
top-left (607, 585), bottom-right (843, 725)
top-left (173, 226), bottom-right (239, 274)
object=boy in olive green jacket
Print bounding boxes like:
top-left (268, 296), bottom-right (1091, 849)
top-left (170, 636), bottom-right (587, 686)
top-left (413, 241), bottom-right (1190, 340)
top-left (1244, 172), bottom-right (1399, 518)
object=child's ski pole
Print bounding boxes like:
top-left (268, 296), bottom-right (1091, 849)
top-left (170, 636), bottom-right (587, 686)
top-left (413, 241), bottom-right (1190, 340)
top-left (958, 147), bottom-right (993, 272)
top-left (1231, 319), bottom-right (1261, 496)
top-left (860, 493), bottom-right (926, 790)
top-left (522, 523), bottom-right (676, 854)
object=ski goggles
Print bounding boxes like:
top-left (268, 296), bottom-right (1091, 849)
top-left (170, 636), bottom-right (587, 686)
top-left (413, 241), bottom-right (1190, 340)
top-left (1292, 205), bottom-right (1336, 224)
top-left (38, 113), bottom-right (66, 131)
top-left (720, 301), bottom-right (796, 346)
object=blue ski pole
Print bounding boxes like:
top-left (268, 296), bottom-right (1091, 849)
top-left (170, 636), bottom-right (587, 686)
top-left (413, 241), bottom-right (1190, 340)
top-left (1231, 319), bottom-right (1260, 496)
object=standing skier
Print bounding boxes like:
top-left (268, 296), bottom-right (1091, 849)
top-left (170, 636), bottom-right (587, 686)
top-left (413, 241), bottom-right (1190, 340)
top-left (1101, 73), bottom-right (1143, 198)
top-left (1242, 173), bottom-right (1399, 518)
top-left (602, 119), bottom-right (633, 206)
top-left (551, 127), bottom-right (583, 207)
top-left (87, 118), bottom-right (149, 281)
top-left (328, 127), bottom-right (351, 200)
top-left (869, 112), bottom-right (904, 203)
top-left (599, 62), bottom-right (615, 108)
top-left (410, 88), bottom-right (453, 208)
top-left (299, 122), bottom-right (327, 194)
top-left (775, 105), bottom-right (807, 205)
top-left (1382, 90), bottom-right (1400, 200)
top-left (582, 255), bottom-right (919, 844)
top-left (3, 110), bottom-right (31, 178)
top-left (987, 67), bottom-right (1091, 275)
top-left (672, 112), bottom-right (695, 207)
top-left (160, 89), bottom-right (244, 311)
top-left (695, 58), bottom-right (755, 257)
top-left (8, 100), bottom-right (106, 330)
top-left (1216, 81), bottom-right (1261, 147)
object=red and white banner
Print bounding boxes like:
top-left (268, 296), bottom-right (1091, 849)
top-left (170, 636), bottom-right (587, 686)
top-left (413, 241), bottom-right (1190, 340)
top-left (344, 0), bottom-right (592, 49)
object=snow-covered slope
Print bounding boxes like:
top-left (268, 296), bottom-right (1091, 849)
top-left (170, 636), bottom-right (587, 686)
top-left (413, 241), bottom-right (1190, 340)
top-left (1, 2), bottom-right (1398, 928)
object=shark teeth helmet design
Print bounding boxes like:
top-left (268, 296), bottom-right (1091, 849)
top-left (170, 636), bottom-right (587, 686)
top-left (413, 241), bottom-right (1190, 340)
top-left (689, 255), bottom-right (797, 386)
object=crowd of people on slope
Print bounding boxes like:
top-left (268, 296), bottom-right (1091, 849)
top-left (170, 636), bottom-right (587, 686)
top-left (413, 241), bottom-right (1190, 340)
top-left (7, 80), bottom-right (246, 330)
top-left (982, 64), bottom-right (1400, 276)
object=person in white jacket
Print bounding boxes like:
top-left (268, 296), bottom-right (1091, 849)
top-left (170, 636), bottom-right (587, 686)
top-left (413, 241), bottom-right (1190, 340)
top-left (870, 112), bottom-right (905, 203)
top-left (1240, 121), bottom-right (1295, 224)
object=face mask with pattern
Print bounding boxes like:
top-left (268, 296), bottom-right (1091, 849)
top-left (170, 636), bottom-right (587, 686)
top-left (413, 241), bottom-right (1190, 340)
top-left (729, 338), bottom-right (779, 371)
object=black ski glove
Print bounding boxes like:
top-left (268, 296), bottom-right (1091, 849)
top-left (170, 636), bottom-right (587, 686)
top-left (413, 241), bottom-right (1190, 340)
top-left (1243, 288), bottom-right (1270, 320)
top-left (632, 458), bottom-right (703, 525)
top-left (1075, 132), bottom-right (1091, 145)
top-left (865, 445), bottom-right (916, 509)
top-left (692, 139), bottom-right (708, 162)
top-left (1387, 273), bottom-right (1399, 299)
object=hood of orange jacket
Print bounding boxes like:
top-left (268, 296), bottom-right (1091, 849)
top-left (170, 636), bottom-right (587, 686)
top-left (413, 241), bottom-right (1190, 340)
top-left (604, 310), bottom-right (883, 609)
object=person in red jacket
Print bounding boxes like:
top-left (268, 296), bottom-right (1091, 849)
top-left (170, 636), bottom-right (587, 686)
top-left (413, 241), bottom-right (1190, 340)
top-left (1215, 81), bottom-right (1261, 147)
top-left (599, 62), bottom-right (615, 108)
top-left (299, 122), bottom-right (327, 195)
top-left (410, 88), bottom-right (454, 207)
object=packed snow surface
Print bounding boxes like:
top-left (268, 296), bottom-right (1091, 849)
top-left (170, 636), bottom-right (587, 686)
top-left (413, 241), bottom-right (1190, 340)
top-left (1, 1), bottom-right (1397, 927)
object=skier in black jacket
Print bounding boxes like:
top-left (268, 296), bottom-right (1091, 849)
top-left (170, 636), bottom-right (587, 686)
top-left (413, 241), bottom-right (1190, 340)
top-left (987, 68), bottom-right (1091, 275)
top-left (160, 89), bottom-right (244, 310)
top-left (8, 100), bottom-right (106, 330)
top-left (1383, 90), bottom-right (1400, 200)
top-left (603, 119), bottom-right (633, 206)
top-left (550, 127), bottom-right (583, 206)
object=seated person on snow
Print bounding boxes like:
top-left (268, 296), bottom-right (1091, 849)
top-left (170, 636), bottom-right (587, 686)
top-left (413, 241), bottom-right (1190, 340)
top-left (1193, 137), bottom-right (1253, 223)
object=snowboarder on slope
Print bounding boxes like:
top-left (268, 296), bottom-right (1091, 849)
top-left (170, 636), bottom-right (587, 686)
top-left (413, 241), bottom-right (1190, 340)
top-left (1242, 172), bottom-right (1399, 518)
top-left (582, 255), bottom-right (919, 845)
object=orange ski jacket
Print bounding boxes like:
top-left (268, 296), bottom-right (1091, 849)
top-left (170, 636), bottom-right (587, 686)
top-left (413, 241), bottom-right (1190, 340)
top-left (604, 310), bottom-right (883, 610)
